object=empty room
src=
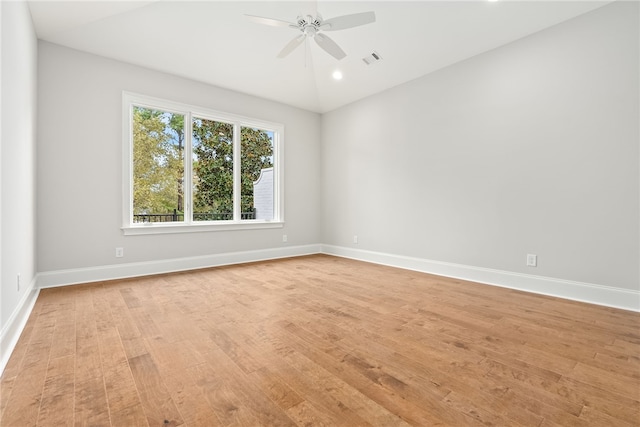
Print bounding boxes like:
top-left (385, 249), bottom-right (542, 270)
top-left (1, 0), bottom-right (638, 426)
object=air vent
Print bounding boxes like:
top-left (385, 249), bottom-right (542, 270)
top-left (362, 51), bottom-right (382, 65)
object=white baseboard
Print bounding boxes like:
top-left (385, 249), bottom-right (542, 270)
top-left (37, 244), bottom-right (322, 289)
top-left (321, 245), bottom-right (640, 312)
top-left (0, 276), bottom-right (39, 374)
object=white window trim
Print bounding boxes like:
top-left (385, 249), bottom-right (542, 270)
top-left (122, 91), bottom-right (284, 235)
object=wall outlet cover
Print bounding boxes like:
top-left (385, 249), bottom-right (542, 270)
top-left (526, 254), bottom-right (537, 267)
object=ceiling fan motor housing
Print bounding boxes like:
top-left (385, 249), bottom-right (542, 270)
top-left (296, 15), bottom-right (323, 27)
top-left (298, 14), bottom-right (323, 37)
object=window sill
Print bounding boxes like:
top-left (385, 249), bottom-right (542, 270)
top-left (122, 221), bottom-right (284, 236)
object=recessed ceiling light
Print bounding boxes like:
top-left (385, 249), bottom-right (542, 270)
top-left (332, 70), bottom-right (343, 80)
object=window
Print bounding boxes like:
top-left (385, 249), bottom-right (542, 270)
top-left (122, 92), bottom-right (283, 235)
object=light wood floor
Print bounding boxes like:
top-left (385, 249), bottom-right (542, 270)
top-left (1, 255), bottom-right (639, 426)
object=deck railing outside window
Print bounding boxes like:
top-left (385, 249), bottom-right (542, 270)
top-left (133, 209), bottom-right (256, 223)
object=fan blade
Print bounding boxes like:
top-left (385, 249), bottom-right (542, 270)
top-left (277, 34), bottom-right (306, 58)
top-left (314, 33), bottom-right (346, 60)
top-left (322, 11), bottom-right (375, 31)
top-left (245, 14), bottom-right (296, 28)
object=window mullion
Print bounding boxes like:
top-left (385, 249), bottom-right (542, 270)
top-left (233, 123), bottom-right (241, 221)
top-left (185, 112), bottom-right (193, 224)
top-left (126, 102), bottom-right (134, 226)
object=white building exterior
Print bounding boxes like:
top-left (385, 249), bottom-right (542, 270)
top-left (253, 167), bottom-right (273, 220)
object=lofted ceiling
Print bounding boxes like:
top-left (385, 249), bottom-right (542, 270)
top-left (27, 0), bottom-right (611, 113)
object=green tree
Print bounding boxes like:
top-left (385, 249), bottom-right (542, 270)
top-left (132, 107), bottom-right (184, 217)
top-left (168, 114), bottom-right (185, 211)
top-left (192, 119), bottom-right (234, 215)
top-left (192, 120), bottom-right (273, 217)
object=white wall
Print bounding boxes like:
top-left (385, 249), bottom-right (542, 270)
top-left (37, 42), bottom-right (321, 275)
top-left (1, 0), bottom-right (38, 361)
top-left (322, 2), bottom-right (639, 292)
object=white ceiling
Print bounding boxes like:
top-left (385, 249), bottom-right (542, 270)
top-left (27, 0), bottom-right (611, 113)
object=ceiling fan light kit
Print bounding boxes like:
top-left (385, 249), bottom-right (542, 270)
top-left (246, 11), bottom-right (376, 60)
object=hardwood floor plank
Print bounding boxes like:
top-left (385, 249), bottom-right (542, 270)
top-left (74, 375), bottom-right (111, 427)
top-left (483, 364), bottom-right (583, 417)
top-left (0, 363), bottom-right (48, 426)
top-left (36, 355), bottom-right (76, 426)
top-left (1, 317), bottom-right (36, 381)
top-left (1, 307), bottom-right (56, 426)
top-left (278, 320), bottom-right (462, 426)
top-left (556, 376), bottom-right (640, 424)
top-left (0, 376), bottom-right (16, 422)
top-left (208, 352), bottom-right (298, 426)
top-left (238, 323), bottom-right (386, 426)
top-left (129, 307), bottom-right (162, 339)
top-left (2, 255), bottom-right (638, 426)
top-left (187, 361), bottom-right (258, 427)
top-left (441, 391), bottom-right (532, 426)
top-left (249, 367), bottom-right (304, 410)
top-left (0, 319), bottom-right (37, 420)
top-left (120, 287), bottom-right (143, 309)
top-left (591, 351), bottom-right (640, 378)
top-left (285, 400), bottom-right (345, 427)
top-left (539, 410), bottom-right (593, 427)
top-left (96, 325), bottom-right (143, 419)
top-left (127, 353), bottom-right (184, 426)
top-left (577, 405), bottom-right (637, 427)
top-left (273, 349), bottom-right (391, 426)
top-left (568, 361), bottom-right (640, 398)
top-left (144, 337), bottom-right (206, 375)
top-left (231, 321), bottom-right (362, 424)
top-left (207, 327), bottom-right (264, 374)
top-left (202, 381), bottom-right (259, 427)
top-left (109, 402), bottom-right (149, 427)
top-left (75, 307), bottom-right (103, 383)
top-left (161, 369), bottom-right (224, 427)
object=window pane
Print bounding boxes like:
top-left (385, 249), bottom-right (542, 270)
top-left (132, 106), bottom-right (185, 223)
top-left (192, 118), bottom-right (234, 221)
top-left (241, 127), bottom-right (274, 221)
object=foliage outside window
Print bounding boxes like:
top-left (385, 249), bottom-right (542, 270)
top-left (123, 93), bottom-right (283, 234)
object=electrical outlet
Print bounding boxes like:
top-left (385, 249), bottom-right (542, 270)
top-left (282, 234), bottom-right (288, 243)
top-left (526, 254), bottom-right (537, 267)
top-left (353, 235), bottom-right (358, 244)
top-left (115, 247), bottom-right (124, 258)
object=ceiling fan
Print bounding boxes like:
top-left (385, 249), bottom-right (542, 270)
top-left (246, 11), bottom-right (376, 60)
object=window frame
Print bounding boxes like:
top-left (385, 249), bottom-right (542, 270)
top-left (122, 92), bottom-right (284, 235)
